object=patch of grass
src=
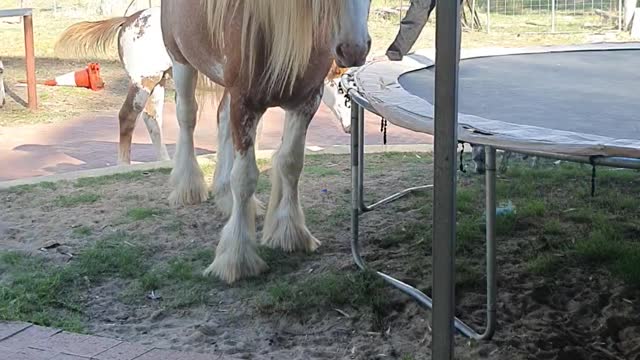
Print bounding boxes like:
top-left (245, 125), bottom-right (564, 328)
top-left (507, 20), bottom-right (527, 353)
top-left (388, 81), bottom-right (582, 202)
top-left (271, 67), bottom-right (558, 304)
top-left (126, 207), bottom-right (166, 221)
top-left (613, 251), bottom-right (640, 286)
top-left (72, 226), bottom-right (92, 237)
top-left (75, 235), bottom-right (148, 279)
top-left (593, 191), bottom-right (639, 213)
top-left (306, 206), bottom-right (350, 230)
top-left (256, 158), bottom-right (271, 169)
top-left (258, 271), bottom-right (390, 321)
top-left (0, 252), bottom-right (85, 332)
top-left (457, 188), bottom-right (480, 215)
top-left (256, 175), bottom-right (271, 195)
top-left (496, 213), bottom-right (518, 236)
top-left (127, 249), bottom-right (218, 308)
top-left (456, 261), bottom-right (483, 289)
top-left (564, 208), bottom-right (599, 224)
top-left (304, 165), bottom-right (341, 178)
top-left (54, 193), bottom-right (100, 207)
top-left (74, 169), bottom-right (171, 188)
top-left (574, 228), bottom-right (624, 264)
top-left (0, 232), bottom-right (148, 331)
top-left (574, 227), bottom-right (640, 286)
top-left (383, 222), bottom-right (430, 249)
top-left (200, 162), bottom-right (215, 178)
top-left (258, 247), bottom-right (306, 274)
top-left (519, 200), bottom-right (546, 218)
top-left (527, 254), bottom-right (563, 275)
top-left (2, 181), bottom-right (58, 195)
top-left (163, 219), bottom-right (183, 234)
top-left (543, 219), bottom-right (565, 236)
top-left (457, 219), bottom-right (483, 251)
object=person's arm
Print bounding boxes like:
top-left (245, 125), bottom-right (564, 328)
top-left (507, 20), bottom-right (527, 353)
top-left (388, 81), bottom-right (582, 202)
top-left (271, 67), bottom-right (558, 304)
top-left (385, 0), bottom-right (436, 60)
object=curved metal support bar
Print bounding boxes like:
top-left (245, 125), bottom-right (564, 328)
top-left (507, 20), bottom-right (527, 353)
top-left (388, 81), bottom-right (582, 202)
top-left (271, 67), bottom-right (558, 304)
top-left (350, 100), bottom-right (497, 341)
top-left (367, 185), bottom-right (434, 211)
top-left (352, 102), bottom-right (433, 212)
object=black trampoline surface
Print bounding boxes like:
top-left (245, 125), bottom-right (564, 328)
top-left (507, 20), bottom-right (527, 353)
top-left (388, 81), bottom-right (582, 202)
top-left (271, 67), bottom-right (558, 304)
top-left (398, 49), bottom-right (640, 140)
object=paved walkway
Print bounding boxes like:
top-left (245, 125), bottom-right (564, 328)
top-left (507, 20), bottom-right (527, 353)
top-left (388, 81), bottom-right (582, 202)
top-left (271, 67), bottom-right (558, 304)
top-left (0, 322), bottom-right (236, 360)
top-left (0, 102), bottom-right (432, 182)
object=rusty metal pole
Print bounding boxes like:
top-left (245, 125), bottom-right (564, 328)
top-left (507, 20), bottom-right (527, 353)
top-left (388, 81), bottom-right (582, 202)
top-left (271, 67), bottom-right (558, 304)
top-left (23, 13), bottom-right (37, 110)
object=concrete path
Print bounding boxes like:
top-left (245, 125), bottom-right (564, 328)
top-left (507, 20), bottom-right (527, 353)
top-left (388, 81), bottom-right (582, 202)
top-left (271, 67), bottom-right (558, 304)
top-left (0, 321), bottom-right (236, 360)
top-left (0, 102), bottom-right (432, 182)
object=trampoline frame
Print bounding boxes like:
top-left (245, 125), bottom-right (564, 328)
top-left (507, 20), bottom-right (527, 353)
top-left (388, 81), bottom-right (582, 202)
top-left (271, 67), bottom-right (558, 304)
top-left (347, 89), bottom-right (497, 341)
top-left (342, 58), bottom-right (640, 347)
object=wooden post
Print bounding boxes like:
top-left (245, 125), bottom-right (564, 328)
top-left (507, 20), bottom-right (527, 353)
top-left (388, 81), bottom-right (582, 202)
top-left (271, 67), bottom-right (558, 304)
top-left (23, 13), bottom-right (37, 110)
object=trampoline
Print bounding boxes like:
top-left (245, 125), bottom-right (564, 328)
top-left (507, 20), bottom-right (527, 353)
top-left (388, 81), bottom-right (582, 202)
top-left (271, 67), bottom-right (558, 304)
top-left (342, 42), bottom-right (640, 343)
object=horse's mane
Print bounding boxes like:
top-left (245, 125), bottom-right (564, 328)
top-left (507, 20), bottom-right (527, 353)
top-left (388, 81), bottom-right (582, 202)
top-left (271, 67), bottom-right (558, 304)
top-left (202, 0), bottom-right (344, 95)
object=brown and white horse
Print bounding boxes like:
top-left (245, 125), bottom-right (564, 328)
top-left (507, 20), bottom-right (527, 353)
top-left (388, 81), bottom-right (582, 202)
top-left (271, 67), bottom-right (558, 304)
top-left (55, 7), bottom-right (354, 166)
top-left (59, 1), bottom-right (372, 283)
top-left (162, 0), bottom-right (370, 283)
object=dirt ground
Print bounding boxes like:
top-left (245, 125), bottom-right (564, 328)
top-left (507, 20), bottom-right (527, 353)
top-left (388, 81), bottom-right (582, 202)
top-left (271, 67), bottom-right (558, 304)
top-left (1, 153), bottom-right (639, 359)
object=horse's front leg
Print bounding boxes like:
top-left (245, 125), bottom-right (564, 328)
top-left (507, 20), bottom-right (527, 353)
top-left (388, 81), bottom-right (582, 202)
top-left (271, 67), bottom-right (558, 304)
top-left (168, 63), bottom-right (208, 206)
top-left (213, 90), bottom-right (265, 217)
top-left (262, 90), bottom-right (321, 252)
top-left (204, 93), bottom-right (267, 283)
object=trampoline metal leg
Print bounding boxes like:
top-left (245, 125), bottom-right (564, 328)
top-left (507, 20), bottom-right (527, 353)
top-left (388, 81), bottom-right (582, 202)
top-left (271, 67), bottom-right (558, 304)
top-left (349, 100), bottom-right (497, 341)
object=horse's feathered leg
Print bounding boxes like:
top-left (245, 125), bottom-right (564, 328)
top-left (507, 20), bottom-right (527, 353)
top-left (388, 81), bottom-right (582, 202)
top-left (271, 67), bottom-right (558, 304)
top-left (204, 92), bottom-right (267, 284)
top-left (213, 90), bottom-right (264, 217)
top-left (168, 62), bottom-right (208, 206)
top-left (262, 88), bottom-right (322, 252)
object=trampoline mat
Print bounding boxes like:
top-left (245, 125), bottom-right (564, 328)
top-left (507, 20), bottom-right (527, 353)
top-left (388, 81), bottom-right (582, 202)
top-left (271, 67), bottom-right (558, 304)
top-left (398, 50), bottom-right (640, 141)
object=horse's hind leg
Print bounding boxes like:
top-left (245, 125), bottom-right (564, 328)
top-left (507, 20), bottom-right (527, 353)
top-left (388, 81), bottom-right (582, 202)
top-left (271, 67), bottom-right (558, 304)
top-left (262, 90), bottom-right (321, 252)
top-left (471, 144), bottom-right (486, 174)
top-left (118, 83), bottom-right (148, 165)
top-left (204, 92), bottom-right (267, 283)
top-left (168, 63), bottom-right (208, 206)
top-left (142, 77), bottom-right (170, 162)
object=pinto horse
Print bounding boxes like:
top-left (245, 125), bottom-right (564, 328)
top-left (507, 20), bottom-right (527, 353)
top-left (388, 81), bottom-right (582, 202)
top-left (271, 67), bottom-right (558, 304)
top-left (59, 1), bottom-right (371, 283)
top-left (55, 7), bottom-right (353, 165)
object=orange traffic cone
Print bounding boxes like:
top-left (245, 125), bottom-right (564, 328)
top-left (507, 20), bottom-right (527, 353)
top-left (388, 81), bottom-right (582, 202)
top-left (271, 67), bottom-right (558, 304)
top-left (44, 63), bottom-right (104, 91)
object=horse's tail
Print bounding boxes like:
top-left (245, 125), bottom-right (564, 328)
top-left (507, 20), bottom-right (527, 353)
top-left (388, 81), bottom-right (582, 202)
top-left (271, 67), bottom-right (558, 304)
top-left (54, 16), bottom-right (129, 59)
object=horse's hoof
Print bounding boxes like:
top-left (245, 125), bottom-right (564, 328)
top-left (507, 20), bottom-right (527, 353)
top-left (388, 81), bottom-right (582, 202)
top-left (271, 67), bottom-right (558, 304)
top-left (262, 215), bottom-right (320, 253)
top-left (203, 246), bottom-right (267, 284)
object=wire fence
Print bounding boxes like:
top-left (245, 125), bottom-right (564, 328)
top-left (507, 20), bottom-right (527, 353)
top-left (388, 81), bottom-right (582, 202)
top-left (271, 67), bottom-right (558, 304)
top-left (1, 0), bottom-right (631, 33)
top-left (469, 0), bottom-right (625, 33)
top-left (0, 0), bottom-right (160, 17)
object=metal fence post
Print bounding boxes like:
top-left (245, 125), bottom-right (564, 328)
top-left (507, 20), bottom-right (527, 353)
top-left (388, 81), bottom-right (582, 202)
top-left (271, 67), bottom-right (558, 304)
top-left (551, 0), bottom-right (556, 32)
top-left (486, 0), bottom-right (491, 33)
top-left (619, 0), bottom-right (624, 31)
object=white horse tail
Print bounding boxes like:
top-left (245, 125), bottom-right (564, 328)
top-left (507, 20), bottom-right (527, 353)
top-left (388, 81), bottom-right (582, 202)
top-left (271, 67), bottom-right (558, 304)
top-left (54, 15), bottom-right (132, 59)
